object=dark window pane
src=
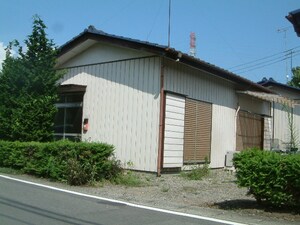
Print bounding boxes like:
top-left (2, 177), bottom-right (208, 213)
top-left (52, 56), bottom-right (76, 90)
top-left (65, 107), bottom-right (83, 133)
top-left (65, 94), bottom-right (83, 103)
top-left (57, 95), bottom-right (66, 103)
top-left (54, 92), bottom-right (84, 140)
top-left (54, 108), bottom-right (65, 133)
top-left (57, 93), bottom-right (83, 103)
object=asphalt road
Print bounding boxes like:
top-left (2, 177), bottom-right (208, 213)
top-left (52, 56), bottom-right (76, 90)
top-left (0, 176), bottom-right (241, 225)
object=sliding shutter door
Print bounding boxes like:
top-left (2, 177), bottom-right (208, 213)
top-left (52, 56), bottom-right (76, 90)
top-left (236, 111), bottom-right (264, 151)
top-left (163, 93), bottom-right (185, 168)
top-left (184, 99), bottom-right (212, 163)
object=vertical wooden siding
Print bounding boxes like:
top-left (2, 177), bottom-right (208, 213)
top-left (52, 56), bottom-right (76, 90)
top-left (60, 57), bottom-right (161, 172)
top-left (163, 93), bottom-right (185, 168)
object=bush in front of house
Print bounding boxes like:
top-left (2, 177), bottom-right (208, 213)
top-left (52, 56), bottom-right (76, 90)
top-left (0, 140), bottom-right (121, 185)
top-left (232, 148), bottom-right (300, 207)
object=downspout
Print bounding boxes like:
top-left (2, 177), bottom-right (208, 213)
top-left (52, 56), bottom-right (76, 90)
top-left (272, 101), bottom-right (275, 140)
top-left (157, 57), bottom-right (166, 176)
top-left (234, 105), bottom-right (241, 151)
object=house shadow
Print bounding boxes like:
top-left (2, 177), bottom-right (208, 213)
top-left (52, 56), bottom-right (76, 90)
top-left (214, 199), bottom-right (300, 215)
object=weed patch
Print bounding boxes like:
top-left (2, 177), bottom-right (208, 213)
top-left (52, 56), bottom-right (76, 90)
top-left (180, 163), bottom-right (210, 180)
top-left (112, 171), bottom-right (145, 187)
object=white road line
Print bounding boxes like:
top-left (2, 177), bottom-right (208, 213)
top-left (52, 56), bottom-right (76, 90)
top-left (0, 174), bottom-right (247, 225)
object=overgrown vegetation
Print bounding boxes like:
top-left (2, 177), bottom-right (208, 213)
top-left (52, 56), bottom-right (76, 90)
top-left (288, 66), bottom-right (300, 88)
top-left (0, 15), bottom-right (63, 142)
top-left (0, 140), bottom-right (121, 185)
top-left (112, 170), bottom-right (145, 187)
top-left (233, 148), bottom-right (300, 208)
top-left (282, 104), bottom-right (299, 152)
top-left (180, 158), bottom-right (210, 180)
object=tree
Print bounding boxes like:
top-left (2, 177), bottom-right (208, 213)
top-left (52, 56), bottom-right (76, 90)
top-left (0, 15), bottom-right (63, 142)
top-left (288, 66), bottom-right (300, 88)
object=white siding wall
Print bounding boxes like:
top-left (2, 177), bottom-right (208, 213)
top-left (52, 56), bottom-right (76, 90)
top-left (273, 103), bottom-right (300, 150)
top-left (273, 103), bottom-right (290, 148)
top-left (164, 59), bottom-right (238, 168)
top-left (210, 105), bottom-right (236, 168)
top-left (61, 43), bottom-right (153, 68)
top-left (264, 117), bottom-right (272, 150)
top-left (267, 86), bottom-right (300, 150)
top-left (59, 56), bottom-right (161, 172)
top-left (163, 93), bottom-right (185, 168)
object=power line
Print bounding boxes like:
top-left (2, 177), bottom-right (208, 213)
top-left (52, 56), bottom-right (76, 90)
top-left (229, 46), bottom-right (300, 70)
top-left (233, 49), bottom-right (300, 73)
top-left (235, 51), bottom-right (300, 74)
top-left (146, 0), bottom-right (164, 41)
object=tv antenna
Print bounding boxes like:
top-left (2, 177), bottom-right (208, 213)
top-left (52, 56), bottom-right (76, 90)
top-left (168, 0), bottom-right (171, 47)
top-left (277, 27), bottom-right (291, 82)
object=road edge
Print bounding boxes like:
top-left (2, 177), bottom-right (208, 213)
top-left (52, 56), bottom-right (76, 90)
top-left (0, 174), bottom-right (246, 225)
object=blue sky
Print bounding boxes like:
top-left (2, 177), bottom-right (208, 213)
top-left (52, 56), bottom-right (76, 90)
top-left (0, 0), bottom-right (299, 84)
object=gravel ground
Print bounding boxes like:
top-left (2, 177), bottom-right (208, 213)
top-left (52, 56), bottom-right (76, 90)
top-left (1, 169), bottom-right (299, 225)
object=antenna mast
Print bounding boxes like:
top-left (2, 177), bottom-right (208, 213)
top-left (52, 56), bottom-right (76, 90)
top-left (189, 32), bottom-right (196, 57)
top-left (168, 0), bottom-right (171, 47)
top-left (277, 27), bottom-right (290, 82)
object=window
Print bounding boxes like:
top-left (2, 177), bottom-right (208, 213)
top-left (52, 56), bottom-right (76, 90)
top-left (54, 92), bottom-right (84, 141)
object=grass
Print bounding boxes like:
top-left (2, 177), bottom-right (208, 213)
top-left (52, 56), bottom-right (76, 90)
top-left (180, 157), bottom-right (210, 180)
top-left (112, 171), bottom-right (145, 187)
top-left (0, 167), bottom-right (23, 175)
top-left (180, 164), bottom-right (210, 180)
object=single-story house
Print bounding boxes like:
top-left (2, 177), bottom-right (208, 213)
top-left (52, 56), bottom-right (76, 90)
top-left (55, 26), bottom-right (291, 174)
top-left (258, 78), bottom-right (300, 151)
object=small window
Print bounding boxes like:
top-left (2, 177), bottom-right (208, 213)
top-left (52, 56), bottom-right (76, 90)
top-left (54, 92), bottom-right (84, 141)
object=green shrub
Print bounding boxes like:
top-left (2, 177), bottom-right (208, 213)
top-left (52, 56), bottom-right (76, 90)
top-left (0, 140), bottom-right (121, 185)
top-left (233, 148), bottom-right (300, 207)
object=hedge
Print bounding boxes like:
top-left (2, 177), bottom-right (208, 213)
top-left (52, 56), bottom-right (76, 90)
top-left (0, 140), bottom-right (121, 185)
top-left (233, 148), bottom-right (300, 207)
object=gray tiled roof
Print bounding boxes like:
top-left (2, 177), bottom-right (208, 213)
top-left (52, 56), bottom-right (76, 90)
top-left (59, 26), bottom-right (274, 94)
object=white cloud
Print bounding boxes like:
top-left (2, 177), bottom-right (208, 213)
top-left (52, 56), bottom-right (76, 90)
top-left (0, 42), bottom-right (6, 71)
top-left (0, 42), bottom-right (20, 71)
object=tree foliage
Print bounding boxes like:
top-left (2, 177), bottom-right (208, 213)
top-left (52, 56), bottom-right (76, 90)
top-left (0, 15), bottom-right (63, 142)
top-left (288, 66), bottom-right (300, 88)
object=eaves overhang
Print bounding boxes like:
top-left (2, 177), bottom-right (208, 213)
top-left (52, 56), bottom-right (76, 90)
top-left (58, 26), bottom-right (274, 94)
top-left (237, 90), bottom-right (297, 107)
top-left (286, 9), bottom-right (300, 37)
